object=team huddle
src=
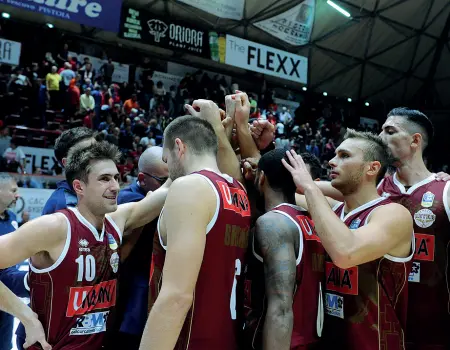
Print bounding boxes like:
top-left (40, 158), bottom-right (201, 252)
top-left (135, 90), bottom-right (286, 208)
top-left (0, 92), bottom-right (448, 350)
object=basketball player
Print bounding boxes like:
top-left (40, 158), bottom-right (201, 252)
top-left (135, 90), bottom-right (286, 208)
top-left (378, 108), bottom-right (450, 349)
top-left (0, 141), bottom-right (170, 349)
top-left (140, 106), bottom-right (251, 349)
top-left (283, 130), bottom-right (414, 350)
top-left (243, 149), bottom-right (325, 350)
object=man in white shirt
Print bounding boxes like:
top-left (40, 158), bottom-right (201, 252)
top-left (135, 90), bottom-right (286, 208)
top-left (80, 87), bottom-right (95, 114)
top-left (3, 139), bottom-right (26, 173)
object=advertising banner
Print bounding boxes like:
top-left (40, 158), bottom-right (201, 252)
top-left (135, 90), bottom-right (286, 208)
top-left (254, 0), bottom-right (316, 46)
top-left (13, 188), bottom-right (54, 220)
top-left (224, 35), bottom-right (308, 84)
top-left (0, 0), bottom-right (122, 32)
top-left (177, 0), bottom-right (245, 20)
top-left (21, 146), bottom-right (58, 175)
top-left (120, 7), bottom-right (209, 57)
top-left (69, 51), bottom-right (129, 83)
top-left (0, 38), bottom-right (21, 66)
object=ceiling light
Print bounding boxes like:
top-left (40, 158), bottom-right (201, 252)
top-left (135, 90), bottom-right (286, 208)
top-left (2, 13), bottom-right (10, 19)
top-left (347, 98), bottom-right (352, 102)
top-left (323, 92), bottom-right (328, 96)
top-left (302, 87), bottom-right (307, 91)
top-left (327, 0), bottom-right (351, 18)
top-left (365, 102), bottom-right (370, 107)
top-left (46, 23), bottom-right (54, 29)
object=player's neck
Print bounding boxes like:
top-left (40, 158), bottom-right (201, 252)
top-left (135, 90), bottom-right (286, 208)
top-left (184, 155), bottom-right (221, 176)
top-left (396, 155), bottom-right (432, 187)
top-left (264, 192), bottom-right (295, 212)
top-left (76, 204), bottom-right (104, 231)
top-left (343, 185), bottom-right (381, 214)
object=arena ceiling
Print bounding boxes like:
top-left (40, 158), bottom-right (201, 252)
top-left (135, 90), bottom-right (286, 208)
top-left (3, 0), bottom-right (450, 106)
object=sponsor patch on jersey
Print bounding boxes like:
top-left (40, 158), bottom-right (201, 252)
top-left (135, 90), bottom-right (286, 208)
top-left (110, 252), bottom-right (119, 273)
top-left (66, 279), bottom-right (117, 317)
top-left (421, 192), bottom-right (435, 208)
top-left (296, 215), bottom-right (321, 242)
top-left (349, 218), bottom-right (361, 230)
top-left (69, 311), bottom-right (109, 335)
top-left (107, 233), bottom-right (118, 250)
top-left (11, 221), bottom-right (18, 230)
top-left (217, 180), bottom-right (251, 217)
top-left (325, 262), bottom-right (358, 296)
top-left (78, 238), bottom-right (90, 252)
top-left (381, 192), bottom-right (391, 198)
top-left (414, 233), bottom-right (435, 261)
top-left (325, 293), bottom-right (343, 319)
top-left (414, 209), bottom-right (436, 228)
top-left (408, 262), bottom-right (420, 283)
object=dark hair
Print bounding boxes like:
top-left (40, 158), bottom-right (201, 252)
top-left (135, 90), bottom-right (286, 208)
top-left (387, 107), bottom-right (434, 149)
top-left (344, 129), bottom-right (393, 183)
top-left (54, 127), bottom-right (94, 164)
top-left (65, 141), bottom-right (121, 189)
top-left (300, 152), bottom-right (322, 180)
top-left (163, 115), bottom-right (218, 156)
top-left (258, 148), bottom-right (296, 199)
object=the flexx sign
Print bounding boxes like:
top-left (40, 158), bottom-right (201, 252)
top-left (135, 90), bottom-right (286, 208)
top-left (225, 35), bottom-right (308, 84)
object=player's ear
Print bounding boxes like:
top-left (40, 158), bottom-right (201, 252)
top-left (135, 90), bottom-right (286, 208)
top-left (174, 138), bottom-right (185, 157)
top-left (72, 179), bottom-right (83, 195)
top-left (258, 170), bottom-right (265, 188)
top-left (411, 132), bottom-right (422, 151)
top-left (367, 161), bottom-right (381, 178)
top-left (137, 172), bottom-right (145, 187)
top-left (62, 158), bottom-right (68, 167)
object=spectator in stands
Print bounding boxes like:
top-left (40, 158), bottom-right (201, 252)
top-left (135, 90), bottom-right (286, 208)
top-left (3, 139), bottom-right (26, 173)
top-left (56, 43), bottom-right (69, 65)
top-left (80, 62), bottom-right (95, 82)
top-left (41, 127), bottom-right (94, 215)
top-left (59, 62), bottom-right (76, 89)
top-left (101, 57), bottom-right (115, 85)
top-left (46, 66), bottom-right (61, 110)
top-left (123, 93), bottom-right (139, 115)
top-left (80, 87), bottom-right (95, 114)
top-left (106, 127), bottom-right (120, 146)
top-left (140, 130), bottom-right (156, 147)
top-left (306, 139), bottom-right (320, 158)
top-left (83, 110), bottom-right (95, 130)
top-left (0, 127), bottom-right (11, 159)
top-left (153, 81), bottom-right (166, 97)
top-left (323, 138), bottom-right (336, 160)
top-left (249, 95), bottom-right (257, 114)
top-left (66, 78), bottom-right (80, 119)
top-left (82, 78), bottom-right (94, 92)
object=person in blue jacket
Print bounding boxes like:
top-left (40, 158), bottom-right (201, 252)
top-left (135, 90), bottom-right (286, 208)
top-left (0, 173), bottom-right (28, 350)
top-left (41, 127), bottom-right (95, 215)
top-left (108, 146), bottom-right (168, 350)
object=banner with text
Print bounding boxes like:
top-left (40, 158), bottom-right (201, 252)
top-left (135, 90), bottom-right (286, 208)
top-left (14, 188), bottom-right (54, 220)
top-left (120, 7), bottom-right (209, 57)
top-left (0, 0), bottom-right (122, 32)
top-left (69, 51), bottom-right (129, 83)
top-left (254, 0), bottom-right (315, 46)
top-left (21, 147), bottom-right (58, 175)
top-left (178, 0), bottom-right (245, 20)
top-left (0, 38), bottom-right (21, 66)
top-left (225, 35), bottom-right (308, 84)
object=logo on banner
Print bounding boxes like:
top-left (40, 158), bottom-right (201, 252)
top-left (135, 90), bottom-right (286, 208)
top-left (147, 19), bottom-right (168, 42)
top-left (325, 262), bottom-right (358, 296)
top-left (414, 233), bottom-right (435, 261)
top-left (325, 293), bottom-right (344, 319)
top-left (414, 209), bottom-right (436, 228)
top-left (421, 192), bottom-right (435, 208)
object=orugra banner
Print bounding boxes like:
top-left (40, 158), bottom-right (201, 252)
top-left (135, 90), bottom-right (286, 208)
top-left (225, 35), bottom-right (308, 84)
top-left (178, 0), bottom-right (245, 20)
top-left (0, 38), bottom-right (21, 66)
top-left (120, 7), bottom-right (208, 57)
top-left (254, 0), bottom-right (316, 46)
top-left (0, 0), bottom-right (122, 32)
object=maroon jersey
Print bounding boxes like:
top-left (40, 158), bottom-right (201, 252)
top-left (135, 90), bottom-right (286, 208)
top-left (322, 197), bottom-right (414, 350)
top-left (149, 170), bottom-right (251, 350)
top-left (28, 207), bottom-right (122, 350)
top-left (378, 174), bottom-right (450, 348)
top-left (243, 204), bottom-right (325, 349)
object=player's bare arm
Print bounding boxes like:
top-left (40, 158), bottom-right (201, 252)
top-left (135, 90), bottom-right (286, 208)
top-left (0, 281), bottom-right (52, 350)
top-left (0, 213), bottom-right (67, 269)
top-left (284, 150), bottom-right (412, 269)
top-left (294, 193), bottom-right (339, 211)
top-left (255, 213), bottom-right (297, 350)
top-left (234, 92), bottom-right (261, 161)
top-left (140, 175), bottom-right (215, 350)
top-left (110, 179), bottom-right (171, 235)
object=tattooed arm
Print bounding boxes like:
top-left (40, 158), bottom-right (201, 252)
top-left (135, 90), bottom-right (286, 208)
top-left (255, 212), bottom-right (298, 350)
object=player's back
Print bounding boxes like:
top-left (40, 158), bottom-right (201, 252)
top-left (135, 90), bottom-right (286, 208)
top-left (28, 207), bottom-right (122, 350)
top-left (379, 174), bottom-right (450, 348)
top-left (322, 197), bottom-right (413, 350)
top-left (150, 169), bottom-right (251, 350)
top-left (243, 204), bottom-right (325, 349)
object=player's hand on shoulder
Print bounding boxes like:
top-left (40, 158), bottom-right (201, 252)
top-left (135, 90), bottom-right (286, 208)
top-left (435, 171), bottom-right (450, 182)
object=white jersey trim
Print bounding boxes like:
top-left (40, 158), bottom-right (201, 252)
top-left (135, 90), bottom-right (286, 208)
top-left (157, 173), bottom-right (221, 251)
top-left (29, 213), bottom-right (71, 274)
top-left (105, 215), bottom-right (123, 245)
top-left (339, 197), bottom-right (387, 222)
top-left (377, 178), bottom-right (384, 190)
top-left (23, 272), bottom-right (29, 292)
top-left (68, 207), bottom-right (105, 242)
top-left (443, 181), bottom-right (450, 223)
top-left (393, 172), bottom-right (436, 195)
top-left (272, 209), bottom-right (304, 266)
top-left (332, 201), bottom-right (343, 212)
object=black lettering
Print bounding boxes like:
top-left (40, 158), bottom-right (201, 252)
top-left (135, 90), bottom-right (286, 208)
top-left (75, 316), bottom-right (84, 327)
top-left (289, 57), bottom-right (300, 78)
top-left (257, 48), bottom-right (265, 69)
top-left (266, 51), bottom-right (275, 71)
top-left (327, 267), bottom-right (338, 286)
top-left (42, 156), bottom-right (50, 170)
top-left (97, 286), bottom-right (112, 303)
top-left (341, 270), bottom-right (352, 289)
top-left (276, 54), bottom-right (288, 74)
top-left (417, 238), bottom-right (429, 256)
top-left (248, 46), bottom-right (257, 65)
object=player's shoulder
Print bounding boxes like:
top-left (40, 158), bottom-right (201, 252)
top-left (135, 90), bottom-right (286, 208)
top-left (168, 174), bottom-right (216, 201)
top-left (372, 202), bottom-right (412, 223)
top-left (255, 211), bottom-right (298, 241)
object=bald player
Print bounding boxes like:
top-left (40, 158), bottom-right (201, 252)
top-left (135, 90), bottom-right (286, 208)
top-left (113, 147), bottom-right (168, 350)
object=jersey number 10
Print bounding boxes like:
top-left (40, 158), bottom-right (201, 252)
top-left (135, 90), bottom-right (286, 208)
top-left (230, 259), bottom-right (241, 320)
top-left (75, 255), bottom-right (97, 282)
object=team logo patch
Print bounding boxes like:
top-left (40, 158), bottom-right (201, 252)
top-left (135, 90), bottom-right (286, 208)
top-left (408, 262), bottom-right (420, 283)
top-left (107, 233), bottom-right (118, 250)
top-left (110, 252), bottom-right (119, 273)
top-left (381, 192), bottom-right (390, 198)
top-left (414, 209), bottom-right (436, 228)
top-left (70, 311), bottom-right (109, 335)
top-left (11, 221), bottom-right (18, 230)
top-left (325, 293), bottom-right (343, 319)
top-left (421, 192), bottom-right (435, 208)
top-left (349, 218), bottom-right (361, 230)
top-left (78, 239), bottom-right (90, 252)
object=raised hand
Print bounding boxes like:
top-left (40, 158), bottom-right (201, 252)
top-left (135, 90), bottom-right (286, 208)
top-left (234, 91), bottom-right (251, 127)
top-left (281, 150), bottom-right (315, 193)
top-left (241, 157), bottom-right (259, 181)
top-left (185, 99), bottom-right (222, 130)
top-left (250, 119), bottom-right (275, 150)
